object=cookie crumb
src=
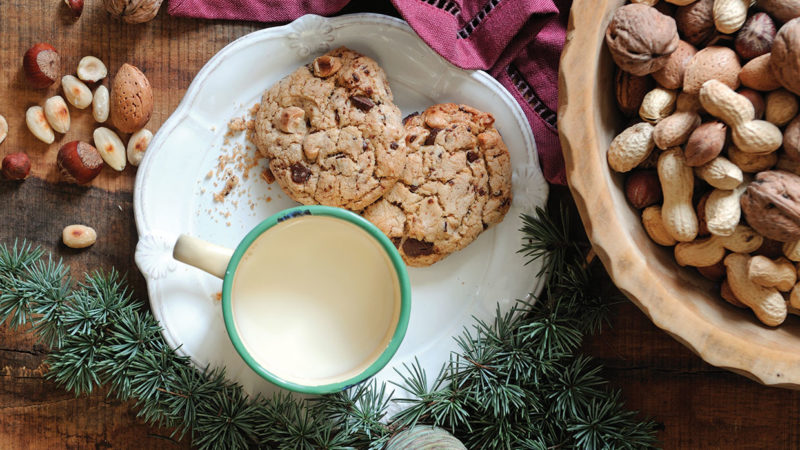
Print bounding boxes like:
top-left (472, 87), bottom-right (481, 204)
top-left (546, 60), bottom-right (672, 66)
top-left (214, 292), bottom-right (222, 301)
top-left (227, 117), bottom-right (247, 133)
top-left (214, 172), bottom-right (239, 202)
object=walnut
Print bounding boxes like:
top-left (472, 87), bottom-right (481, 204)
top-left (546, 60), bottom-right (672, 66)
top-left (605, 4), bottom-right (680, 76)
top-left (675, 0), bottom-right (716, 47)
top-left (103, 0), bottom-right (162, 24)
top-left (741, 170), bottom-right (800, 242)
top-left (770, 18), bottom-right (800, 96)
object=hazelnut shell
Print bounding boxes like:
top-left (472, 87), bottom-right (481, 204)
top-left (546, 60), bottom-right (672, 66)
top-left (57, 141), bottom-right (103, 184)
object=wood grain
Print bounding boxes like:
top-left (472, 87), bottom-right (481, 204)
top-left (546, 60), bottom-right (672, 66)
top-left (2, 0), bottom-right (799, 447)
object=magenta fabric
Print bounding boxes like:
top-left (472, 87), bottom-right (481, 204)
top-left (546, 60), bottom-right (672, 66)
top-left (168, 0), bottom-right (569, 185)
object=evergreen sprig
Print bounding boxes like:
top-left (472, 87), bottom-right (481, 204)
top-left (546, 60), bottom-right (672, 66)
top-left (0, 200), bottom-right (658, 449)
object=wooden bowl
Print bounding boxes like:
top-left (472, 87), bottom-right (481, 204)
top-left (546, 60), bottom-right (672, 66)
top-left (558, 0), bottom-right (800, 387)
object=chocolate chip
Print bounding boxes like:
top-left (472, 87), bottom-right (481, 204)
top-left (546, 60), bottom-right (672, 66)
top-left (425, 128), bottom-right (441, 146)
top-left (390, 142), bottom-right (399, 150)
top-left (290, 163), bottom-right (311, 184)
top-left (467, 152), bottom-right (479, 162)
top-left (362, 141), bottom-right (368, 150)
top-left (402, 112), bottom-right (419, 125)
top-left (403, 238), bottom-right (434, 257)
top-left (409, 185), bottom-right (418, 193)
top-left (408, 134), bottom-right (418, 143)
top-left (477, 188), bottom-right (486, 196)
top-left (352, 73), bottom-right (360, 82)
top-left (350, 95), bottom-right (375, 112)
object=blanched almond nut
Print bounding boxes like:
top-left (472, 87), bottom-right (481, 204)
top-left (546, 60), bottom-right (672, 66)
top-left (0, 114), bottom-right (7, 145)
top-left (126, 128), bottom-right (152, 167)
top-left (62, 224), bottom-right (96, 249)
top-left (77, 56), bottom-right (107, 83)
top-left (312, 55), bottom-right (342, 78)
top-left (44, 96), bottom-right (70, 134)
top-left (277, 106), bottom-right (305, 134)
top-left (62, 75), bottom-right (92, 109)
top-left (93, 127), bottom-right (126, 171)
top-left (92, 85), bottom-right (110, 123)
top-left (26, 106), bottom-right (55, 144)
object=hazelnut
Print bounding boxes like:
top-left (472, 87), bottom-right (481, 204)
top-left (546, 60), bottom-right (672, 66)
top-left (2, 153), bottom-right (31, 180)
top-left (23, 43), bottom-right (60, 89)
top-left (605, 4), bottom-right (680, 76)
top-left (57, 141), bottom-right (103, 184)
top-left (276, 106), bottom-right (306, 134)
top-left (64, 0), bottom-right (84, 18)
top-left (735, 13), bottom-right (776, 61)
top-left (625, 170), bottom-right (662, 209)
top-left (312, 55), bottom-right (342, 78)
top-left (771, 18), bottom-right (800, 96)
top-left (77, 56), bottom-right (108, 83)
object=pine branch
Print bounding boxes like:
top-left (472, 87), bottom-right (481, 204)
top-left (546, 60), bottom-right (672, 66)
top-left (0, 197), bottom-right (658, 449)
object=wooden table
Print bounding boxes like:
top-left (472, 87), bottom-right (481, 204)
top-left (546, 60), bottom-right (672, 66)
top-left (1, 1), bottom-right (798, 448)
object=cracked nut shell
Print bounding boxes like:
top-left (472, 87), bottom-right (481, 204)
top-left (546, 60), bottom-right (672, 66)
top-left (605, 4), bottom-right (680, 76)
top-left (741, 170), bottom-right (800, 242)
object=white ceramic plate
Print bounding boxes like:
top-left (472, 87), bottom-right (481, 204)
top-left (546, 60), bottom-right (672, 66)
top-left (133, 13), bottom-right (548, 409)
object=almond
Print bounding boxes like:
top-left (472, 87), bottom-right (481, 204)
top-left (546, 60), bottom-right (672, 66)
top-left (739, 54), bottom-right (782, 92)
top-left (126, 128), bottom-right (152, 166)
top-left (44, 96), bottom-right (70, 134)
top-left (62, 75), bottom-right (92, 109)
top-left (110, 63), bottom-right (153, 133)
top-left (683, 46), bottom-right (741, 94)
top-left (92, 85), bottom-right (109, 123)
top-left (0, 114), bottom-right (7, 145)
top-left (26, 106), bottom-right (55, 144)
top-left (93, 127), bottom-right (126, 171)
top-left (62, 224), bottom-right (96, 249)
top-left (77, 56), bottom-right (107, 83)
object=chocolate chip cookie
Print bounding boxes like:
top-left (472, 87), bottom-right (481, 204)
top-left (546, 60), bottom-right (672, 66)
top-left (362, 104), bottom-right (513, 267)
top-left (253, 47), bottom-right (406, 211)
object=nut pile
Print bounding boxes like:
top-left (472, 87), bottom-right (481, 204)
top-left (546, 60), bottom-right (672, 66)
top-left (606, 1), bottom-right (800, 326)
top-left (4, 43), bottom-right (155, 185)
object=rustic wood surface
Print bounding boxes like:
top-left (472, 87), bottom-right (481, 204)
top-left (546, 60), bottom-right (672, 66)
top-left (0, 1), bottom-right (797, 448)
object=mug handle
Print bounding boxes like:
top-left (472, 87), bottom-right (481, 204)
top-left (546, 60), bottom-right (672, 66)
top-left (173, 235), bottom-right (234, 279)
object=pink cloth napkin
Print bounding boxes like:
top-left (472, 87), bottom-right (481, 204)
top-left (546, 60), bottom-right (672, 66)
top-left (168, 0), bottom-right (569, 185)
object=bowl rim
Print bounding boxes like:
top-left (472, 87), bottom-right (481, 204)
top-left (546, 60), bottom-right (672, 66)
top-left (557, 0), bottom-right (800, 388)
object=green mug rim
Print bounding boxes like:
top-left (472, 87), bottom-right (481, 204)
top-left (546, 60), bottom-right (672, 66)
top-left (220, 205), bottom-right (411, 394)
